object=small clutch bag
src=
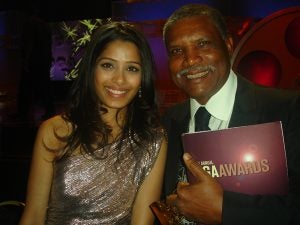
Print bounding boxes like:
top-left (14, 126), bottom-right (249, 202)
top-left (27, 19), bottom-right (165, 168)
top-left (150, 200), bottom-right (182, 225)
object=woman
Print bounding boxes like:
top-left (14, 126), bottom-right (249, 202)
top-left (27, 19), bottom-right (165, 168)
top-left (19, 21), bottom-right (167, 225)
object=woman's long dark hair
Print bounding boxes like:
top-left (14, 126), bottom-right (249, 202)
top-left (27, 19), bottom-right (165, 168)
top-left (57, 21), bottom-right (161, 159)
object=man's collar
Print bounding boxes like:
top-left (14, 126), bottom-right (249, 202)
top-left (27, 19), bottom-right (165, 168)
top-left (190, 70), bottom-right (237, 121)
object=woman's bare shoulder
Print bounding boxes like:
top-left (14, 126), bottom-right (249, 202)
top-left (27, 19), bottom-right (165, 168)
top-left (37, 115), bottom-right (72, 149)
top-left (40, 115), bottom-right (71, 133)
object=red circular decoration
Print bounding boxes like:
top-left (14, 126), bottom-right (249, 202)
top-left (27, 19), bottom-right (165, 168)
top-left (285, 16), bottom-right (300, 59)
top-left (237, 51), bottom-right (282, 87)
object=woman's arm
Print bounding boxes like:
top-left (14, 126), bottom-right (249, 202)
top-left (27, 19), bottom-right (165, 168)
top-left (19, 116), bottom-right (63, 225)
top-left (131, 137), bottom-right (167, 225)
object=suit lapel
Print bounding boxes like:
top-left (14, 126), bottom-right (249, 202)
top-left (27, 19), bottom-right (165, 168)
top-left (229, 76), bottom-right (260, 127)
top-left (164, 101), bottom-right (190, 195)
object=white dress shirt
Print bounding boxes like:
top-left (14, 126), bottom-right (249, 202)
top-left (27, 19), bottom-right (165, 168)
top-left (189, 70), bottom-right (237, 132)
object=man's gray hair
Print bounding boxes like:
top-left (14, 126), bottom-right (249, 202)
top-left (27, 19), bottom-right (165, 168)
top-left (163, 4), bottom-right (229, 43)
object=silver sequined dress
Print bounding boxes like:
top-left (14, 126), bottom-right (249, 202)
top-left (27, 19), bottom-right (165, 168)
top-left (45, 129), bottom-right (165, 225)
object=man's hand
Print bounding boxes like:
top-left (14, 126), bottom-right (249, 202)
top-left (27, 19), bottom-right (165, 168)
top-left (166, 153), bottom-right (223, 225)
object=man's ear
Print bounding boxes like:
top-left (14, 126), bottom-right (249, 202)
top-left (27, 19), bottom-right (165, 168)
top-left (226, 36), bottom-right (234, 56)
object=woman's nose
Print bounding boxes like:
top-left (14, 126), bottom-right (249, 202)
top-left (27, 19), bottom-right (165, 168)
top-left (112, 68), bottom-right (125, 84)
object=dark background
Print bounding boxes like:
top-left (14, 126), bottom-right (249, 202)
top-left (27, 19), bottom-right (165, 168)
top-left (0, 0), bottom-right (112, 21)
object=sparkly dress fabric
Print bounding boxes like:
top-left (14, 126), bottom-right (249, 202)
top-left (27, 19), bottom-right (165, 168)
top-left (45, 129), bottom-right (165, 225)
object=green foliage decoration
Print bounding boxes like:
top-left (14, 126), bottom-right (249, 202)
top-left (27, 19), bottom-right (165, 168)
top-left (61, 18), bottom-right (111, 80)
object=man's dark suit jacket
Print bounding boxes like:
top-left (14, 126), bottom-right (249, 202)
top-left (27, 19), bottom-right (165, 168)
top-left (162, 76), bottom-right (300, 225)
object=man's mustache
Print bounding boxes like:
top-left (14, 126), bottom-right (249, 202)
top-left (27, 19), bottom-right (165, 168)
top-left (176, 65), bottom-right (216, 78)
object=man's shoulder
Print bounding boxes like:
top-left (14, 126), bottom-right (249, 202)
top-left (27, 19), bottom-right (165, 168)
top-left (163, 100), bottom-right (189, 118)
top-left (161, 100), bottom-right (189, 128)
top-left (237, 75), bottom-right (300, 101)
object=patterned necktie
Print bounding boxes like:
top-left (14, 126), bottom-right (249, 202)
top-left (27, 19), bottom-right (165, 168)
top-left (194, 107), bottom-right (211, 131)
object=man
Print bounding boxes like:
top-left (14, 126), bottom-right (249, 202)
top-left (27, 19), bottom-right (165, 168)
top-left (161, 4), bottom-right (300, 225)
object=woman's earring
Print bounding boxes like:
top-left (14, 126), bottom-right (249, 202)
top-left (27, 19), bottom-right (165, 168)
top-left (138, 88), bottom-right (142, 98)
